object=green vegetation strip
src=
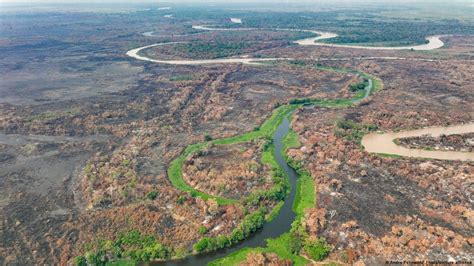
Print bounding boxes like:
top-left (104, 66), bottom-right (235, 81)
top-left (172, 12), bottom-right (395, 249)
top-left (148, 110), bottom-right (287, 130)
top-left (168, 62), bottom-right (380, 206)
top-left (210, 64), bottom-right (381, 265)
top-left (282, 128), bottom-right (301, 152)
top-left (74, 230), bottom-right (171, 266)
top-left (211, 130), bottom-right (331, 266)
top-left (167, 104), bottom-right (297, 205)
top-left (84, 64), bottom-right (380, 265)
top-left (210, 125), bottom-right (317, 266)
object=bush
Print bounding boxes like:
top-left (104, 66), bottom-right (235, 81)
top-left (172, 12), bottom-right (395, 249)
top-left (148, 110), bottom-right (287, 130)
top-left (349, 82), bottom-right (366, 92)
top-left (77, 230), bottom-right (171, 264)
top-left (85, 250), bottom-right (106, 266)
top-left (215, 235), bottom-right (229, 249)
top-left (176, 195), bottom-right (187, 204)
top-left (336, 119), bottom-right (357, 130)
top-left (193, 208), bottom-right (267, 253)
top-left (198, 226), bottom-right (208, 235)
top-left (335, 119), bottom-right (378, 144)
top-left (288, 233), bottom-right (304, 254)
top-left (146, 191), bottom-right (158, 200)
top-left (288, 219), bottom-right (308, 255)
top-left (304, 238), bottom-right (331, 261)
top-left (121, 159), bottom-right (130, 167)
top-left (193, 237), bottom-right (210, 252)
top-left (74, 255), bottom-right (87, 266)
top-left (289, 60), bottom-right (306, 66)
top-left (204, 134), bottom-right (213, 141)
top-left (289, 98), bottom-right (312, 105)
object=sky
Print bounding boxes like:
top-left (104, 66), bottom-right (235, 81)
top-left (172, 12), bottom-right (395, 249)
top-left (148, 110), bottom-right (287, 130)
top-left (1, 0), bottom-right (468, 3)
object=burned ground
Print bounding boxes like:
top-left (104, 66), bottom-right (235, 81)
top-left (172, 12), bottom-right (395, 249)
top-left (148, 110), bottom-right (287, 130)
top-left (1, 5), bottom-right (473, 265)
top-left (288, 56), bottom-right (473, 263)
top-left (397, 133), bottom-right (474, 152)
top-left (183, 140), bottom-right (272, 199)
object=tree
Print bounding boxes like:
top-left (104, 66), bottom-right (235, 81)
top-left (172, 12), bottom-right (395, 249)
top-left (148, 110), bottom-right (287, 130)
top-left (304, 238), bottom-right (331, 261)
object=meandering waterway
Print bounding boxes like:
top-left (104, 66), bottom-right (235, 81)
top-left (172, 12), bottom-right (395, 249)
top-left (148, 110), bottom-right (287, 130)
top-left (128, 25), bottom-right (446, 65)
top-left (155, 118), bottom-right (298, 265)
top-left (126, 23), bottom-right (472, 266)
top-left (362, 123), bottom-right (474, 161)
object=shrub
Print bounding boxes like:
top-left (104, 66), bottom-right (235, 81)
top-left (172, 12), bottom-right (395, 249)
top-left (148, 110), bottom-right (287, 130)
top-left (349, 78), bottom-right (369, 92)
top-left (349, 82), bottom-right (366, 92)
top-left (193, 208), bottom-right (267, 253)
top-left (121, 159), bottom-right (130, 167)
top-left (288, 233), bottom-right (304, 254)
top-left (193, 237), bottom-right (210, 252)
top-left (304, 238), bottom-right (331, 261)
top-left (176, 195), bottom-right (187, 204)
top-left (74, 255), bottom-right (87, 266)
top-left (289, 98), bottom-right (312, 105)
top-left (289, 60), bottom-right (306, 66)
top-left (335, 119), bottom-right (378, 144)
top-left (215, 235), bottom-right (229, 249)
top-left (146, 191), bottom-right (158, 200)
top-left (336, 119), bottom-right (357, 130)
top-left (76, 230), bottom-right (171, 264)
top-left (204, 134), bottom-right (213, 141)
top-left (198, 226), bottom-right (208, 235)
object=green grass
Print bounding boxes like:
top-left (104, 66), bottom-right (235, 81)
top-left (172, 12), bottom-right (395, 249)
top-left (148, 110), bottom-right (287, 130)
top-left (261, 143), bottom-right (279, 169)
top-left (314, 64), bottom-right (359, 74)
top-left (293, 172), bottom-right (315, 217)
top-left (370, 75), bottom-right (384, 93)
top-left (210, 128), bottom-right (315, 266)
top-left (208, 248), bottom-right (256, 266)
top-left (210, 233), bottom-right (309, 266)
top-left (264, 233), bottom-right (309, 266)
top-left (282, 129), bottom-right (301, 152)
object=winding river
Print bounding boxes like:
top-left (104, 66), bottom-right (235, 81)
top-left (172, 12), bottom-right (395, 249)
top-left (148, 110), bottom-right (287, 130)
top-left (362, 123), bottom-right (474, 161)
top-left (193, 25), bottom-right (445, 50)
top-left (127, 25), bottom-right (446, 66)
top-left (127, 23), bottom-right (472, 265)
top-left (154, 118), bottom-right (298, 266)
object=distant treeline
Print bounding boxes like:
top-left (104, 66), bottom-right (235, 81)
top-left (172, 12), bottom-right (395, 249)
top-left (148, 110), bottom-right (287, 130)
top-left (166, 7), bottom-right (474, 45)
